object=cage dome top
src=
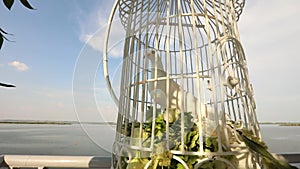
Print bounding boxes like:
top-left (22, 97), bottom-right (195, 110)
top-left (119, 0), bottom-right (246, 29)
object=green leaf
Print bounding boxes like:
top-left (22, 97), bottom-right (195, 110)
top-left (126, 157), bottom-right (149, 169)
top-left (176, 163), bottom-right (185, 169)
top-left (189, 132), bottom-right (199, 150)
top-left (20, 0), bottom-right (35, 10)
top-left (3, 0), bottom-right (14, 10)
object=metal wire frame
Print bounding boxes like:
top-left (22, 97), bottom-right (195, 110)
top-left (104, 0), bottom-right (261, 168)
top-left (119, 0), bottom-right (246, 29)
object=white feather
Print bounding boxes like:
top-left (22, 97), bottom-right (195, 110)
top-left (145, 50), bottom-right (215, 131)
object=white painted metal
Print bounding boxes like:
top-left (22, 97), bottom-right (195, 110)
top-left (103, 0), bottom-right (121, 106)
top-left (2, 155), bottom-right (111, 169)
top-left (104, 0), bottom-right (262, 168)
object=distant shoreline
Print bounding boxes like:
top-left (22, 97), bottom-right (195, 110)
top-left (0, 120), bottom-right (299, 126)
top-left (260, 122), bottom-right (300, 126)
top-left (0, 121), bottom-right (72, 125)
top-left (0, 121), bottom-right (117, 125)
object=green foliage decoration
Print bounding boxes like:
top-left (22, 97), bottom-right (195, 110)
top-left (119, 107), bottom-right (236, 169)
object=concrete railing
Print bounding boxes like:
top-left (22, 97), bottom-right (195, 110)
top-left (0, 154), bottom-right (299, 169)
top-left (0, 155), bottom-right (111, 169)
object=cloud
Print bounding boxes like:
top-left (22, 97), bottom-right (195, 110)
top-left (240, 1), bottom-right (300, 47)
top-left (239, 0), bottom-right (300, 78)
top-left (238, 0), bottom-right (300, 122)
top-left (36, 88), bottom-right (73, 98)
top-left (78, 1), bottom-right (125, 58)
top-left (57, 102), bottom-right (65, 109)
top-left (8, 61), bottom-right (29, 72)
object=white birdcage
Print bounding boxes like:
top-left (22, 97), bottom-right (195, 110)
top-left (103, 0), bottom-right (262, 168)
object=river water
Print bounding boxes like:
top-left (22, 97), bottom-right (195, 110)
top-left (0, 123), bottom-right (299, 156)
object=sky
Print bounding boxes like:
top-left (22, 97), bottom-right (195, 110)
top-left (0, 0), bottom-right (300, 123)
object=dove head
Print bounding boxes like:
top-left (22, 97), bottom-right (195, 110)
top-left (145, 50), bottom-right (164, 70)
top-left (145, 50), bottom-right (156, 62)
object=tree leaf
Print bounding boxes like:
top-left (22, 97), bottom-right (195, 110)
top-left (0, 28), bottom-right (13, 37)
top-left (0, 35), bottom-right (3, 50)
top-left (0, 30), bottom-right (14, 50)
top-left (0, 28), bottom-right (9, 34)
top-left (0, 30), bottom-right (13, 41)
top-left (20, 0), bottom-right (35, 10)
top-left (3, 0), bottom-right (15, 10)
top-left (0, 82), bottom-right (16, 87)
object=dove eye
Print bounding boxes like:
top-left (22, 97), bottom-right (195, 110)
top-left (151, 50), bottom-right (155, 55)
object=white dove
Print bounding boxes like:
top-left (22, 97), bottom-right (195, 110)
top-left (145, 50), bottom-right (216, 135)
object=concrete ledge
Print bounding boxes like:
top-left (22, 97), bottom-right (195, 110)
top-left (3, 155), bottom-right (111, 168)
